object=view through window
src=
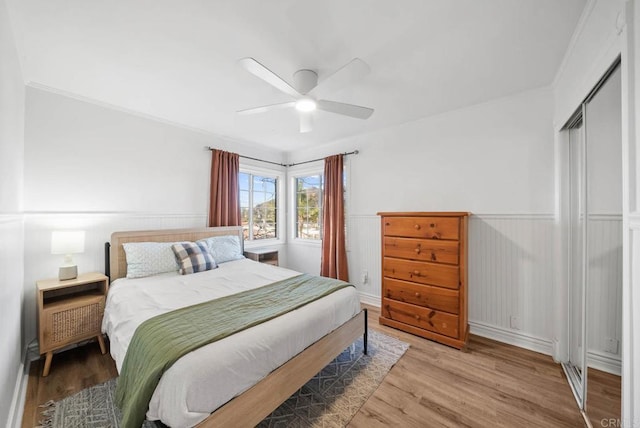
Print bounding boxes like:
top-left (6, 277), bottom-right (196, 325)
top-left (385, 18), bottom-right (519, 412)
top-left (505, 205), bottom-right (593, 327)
top-left (295, 175), bottom-right (323, 240)
top-left (239, 172), bottom-right (278, 240)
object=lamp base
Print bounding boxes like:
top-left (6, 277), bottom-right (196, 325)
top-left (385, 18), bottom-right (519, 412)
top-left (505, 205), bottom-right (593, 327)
top-left (59, 265), bottom-right (78, 281)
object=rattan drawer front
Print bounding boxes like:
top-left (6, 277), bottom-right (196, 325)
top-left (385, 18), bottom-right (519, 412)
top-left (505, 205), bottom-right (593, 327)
top-left (383, 257), bottom-right (459, 289)
top-left (382, 298), bottom-right (459, 338)
top-left (383, 237), bottom-right (459, 264)
top-left (41, 295), bottom-right (105, 352)
top-left (382, 216), bottom-right (459, 240)
top-left (383, 278), bottom-right (459, 314)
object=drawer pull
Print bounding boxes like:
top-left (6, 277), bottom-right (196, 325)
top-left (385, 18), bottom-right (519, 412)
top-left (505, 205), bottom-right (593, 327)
top-left (415, 314), bottom-right (420, 321)
top-left (431, 253), bottom-right (437, 261)
top-left (415, 292), bottom-right (421, 298)
top-left (430, 223), bottom-right (436, 228)
top-left (413, 270), bottom-right (420, 276)
top-left (414, 224), bottom-right (421, 230)
top-left (415, 247), bottom-right (421, 254)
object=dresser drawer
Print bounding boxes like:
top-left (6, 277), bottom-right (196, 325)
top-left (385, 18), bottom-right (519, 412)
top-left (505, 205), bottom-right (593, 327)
top-left (382, 216), bottom-right (459, 240)
top-left (383, 257), bottom-right (459, 289)
top-left (383, 237), bottom-right (459, 264)
top-left (383, 278), bottom-right (459, 314)
top-left (382, 298), bottom-right (459, 338)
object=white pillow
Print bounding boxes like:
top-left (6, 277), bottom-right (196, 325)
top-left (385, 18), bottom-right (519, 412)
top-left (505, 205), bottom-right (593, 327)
top-left (198, 235), bottom-right (245, 264)
top-left (123, 242), bottom-right (181, 278)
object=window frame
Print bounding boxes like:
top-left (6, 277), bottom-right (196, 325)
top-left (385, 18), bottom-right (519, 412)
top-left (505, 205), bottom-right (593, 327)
top-left (288, 163), bottom-right (324, 246)
top-left (287, 160), bottom-right (349, 246)
top-left (239, 163), bottom-right (286, 248)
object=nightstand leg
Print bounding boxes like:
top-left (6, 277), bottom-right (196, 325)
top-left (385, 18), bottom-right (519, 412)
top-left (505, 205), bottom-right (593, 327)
top-left (97, 334), bottom-right (107, 354)
top-left (42, 352), bottom-right (53, 377)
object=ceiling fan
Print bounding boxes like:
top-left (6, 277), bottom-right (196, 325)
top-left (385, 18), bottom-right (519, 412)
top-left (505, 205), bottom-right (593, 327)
top-left (237, 57), bottom-right (374, 133)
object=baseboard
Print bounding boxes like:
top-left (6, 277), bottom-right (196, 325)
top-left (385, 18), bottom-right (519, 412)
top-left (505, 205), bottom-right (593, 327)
top-left (588, 350), bottom-right (621, 376)
top-left (469, 321), bottom-right (554, 356)
top-left (358, 291), bottom-right (380, 308)
top-left (7, 359), bottom-right (29, 428)
top-left (27, 340), bottom-right (39, 362)
top-left (7, 341), bottom-right (38, 428)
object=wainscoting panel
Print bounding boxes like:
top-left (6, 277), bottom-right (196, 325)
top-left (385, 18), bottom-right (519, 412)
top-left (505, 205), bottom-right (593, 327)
top-left (0, 214), bottom-right (26, 428)
top-left (347, 215), bottom-right (381, 304)
top-left (587, 215), bottom-right (622, 373)
top-left (467, 215), bottom-right (556, 353)
top-left (347, 214), bottom-right (557, 353)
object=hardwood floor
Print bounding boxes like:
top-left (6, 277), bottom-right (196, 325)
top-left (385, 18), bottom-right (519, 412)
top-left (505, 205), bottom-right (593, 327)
top-left (21, 339), bottom-right (118, 428)
top-left (22, 305), bottom-right (588, 427)
top-left (351, 305), bottom-right (585, 428)
top-left (587, 367), bottom-right (622, 428)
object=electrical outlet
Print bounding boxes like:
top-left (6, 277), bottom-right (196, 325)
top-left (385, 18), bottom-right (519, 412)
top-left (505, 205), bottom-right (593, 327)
top-left (361, 270), bottom-right (368, 284)
top-left (605, 337), bottom-right (619, 354)
top-left (510, 316), bottom-right (521, 330)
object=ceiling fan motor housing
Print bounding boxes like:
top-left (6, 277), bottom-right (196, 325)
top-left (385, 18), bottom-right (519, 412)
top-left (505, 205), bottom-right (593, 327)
top-left (293, 69), bottom-right (318, 95)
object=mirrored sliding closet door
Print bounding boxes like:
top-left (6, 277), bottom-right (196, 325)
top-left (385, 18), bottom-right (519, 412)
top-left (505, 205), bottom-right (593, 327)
top-left (561, 60), bottom-right (622, 423)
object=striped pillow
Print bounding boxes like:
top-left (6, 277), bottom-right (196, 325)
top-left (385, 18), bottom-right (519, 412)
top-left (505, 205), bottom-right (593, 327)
top-left (171, 242), bottom-right (217, 275)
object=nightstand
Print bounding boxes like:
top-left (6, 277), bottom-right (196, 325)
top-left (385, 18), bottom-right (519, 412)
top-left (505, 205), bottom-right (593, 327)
top-left (36, 272), bottom-right (109, 377)
top-left (244, 248), bottom-right (279, 266)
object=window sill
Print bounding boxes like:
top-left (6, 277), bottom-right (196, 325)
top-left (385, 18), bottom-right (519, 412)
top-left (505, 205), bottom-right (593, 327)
top-left (244, 239), bottom-right (285, 249)
top-left (289, 239), bottom-right (322, 248)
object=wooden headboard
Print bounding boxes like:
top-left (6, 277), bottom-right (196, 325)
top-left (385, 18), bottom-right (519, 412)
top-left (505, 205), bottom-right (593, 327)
top-left (109, 226), bottom-right (244, 281)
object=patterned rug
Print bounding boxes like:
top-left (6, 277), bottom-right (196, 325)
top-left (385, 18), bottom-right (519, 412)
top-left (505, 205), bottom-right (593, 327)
top-left (39, 330), bottom-right (409, 428)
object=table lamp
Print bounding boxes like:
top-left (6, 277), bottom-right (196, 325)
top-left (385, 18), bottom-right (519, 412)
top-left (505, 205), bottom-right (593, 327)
top-left (51, 230), bottom-right (85, 280)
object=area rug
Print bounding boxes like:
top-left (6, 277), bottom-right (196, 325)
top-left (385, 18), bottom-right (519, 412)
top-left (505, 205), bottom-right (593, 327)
top-left (39, 330), bottom-right (409, 428)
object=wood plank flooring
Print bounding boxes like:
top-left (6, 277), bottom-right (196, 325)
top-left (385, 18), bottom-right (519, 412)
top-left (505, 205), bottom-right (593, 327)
top-left (22, 305), bottom-right (597, 427)
top-left (587, 367), bottom-right (622, 427)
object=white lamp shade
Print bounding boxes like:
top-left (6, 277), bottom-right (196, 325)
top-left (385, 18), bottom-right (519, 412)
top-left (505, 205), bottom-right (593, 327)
top-left (51, 231), bottom-right (85, 255)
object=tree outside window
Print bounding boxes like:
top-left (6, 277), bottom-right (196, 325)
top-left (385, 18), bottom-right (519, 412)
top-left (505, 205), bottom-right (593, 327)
top-left (295, 175), bottom-right (323, 240)
top-left (239, 172), bottom-right (278, 240)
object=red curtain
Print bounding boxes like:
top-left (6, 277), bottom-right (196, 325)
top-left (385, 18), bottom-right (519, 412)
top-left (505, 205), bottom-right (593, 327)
top-left (208, 150), bottom-right (241, 227)
top-left (320, 154), bottom-right (349, 281)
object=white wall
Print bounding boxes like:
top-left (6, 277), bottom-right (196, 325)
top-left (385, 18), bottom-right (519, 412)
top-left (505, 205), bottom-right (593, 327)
top-left (22, 87), bottom-right (287, 347)
top-left (286, 87), bottom-right (558, 353)
top-left (554, 0), bottom-right (625, 128)
top-left (0, 0), bottom-right (25, 426)
top-left (289, 87), bottom-right (555, 216)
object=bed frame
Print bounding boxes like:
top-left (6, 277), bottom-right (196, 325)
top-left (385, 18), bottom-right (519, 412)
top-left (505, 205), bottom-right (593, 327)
top-left (106, 226), bottom-right (367, 427)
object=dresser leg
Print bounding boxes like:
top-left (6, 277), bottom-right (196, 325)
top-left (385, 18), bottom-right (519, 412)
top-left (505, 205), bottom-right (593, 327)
top-left (97, 334), bottom-right (106, 354)
top-left (42, 352), bottom-right (53, 377)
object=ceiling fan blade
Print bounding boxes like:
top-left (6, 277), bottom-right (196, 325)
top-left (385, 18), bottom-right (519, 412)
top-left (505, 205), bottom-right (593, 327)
top-left (316, 100), bottom-right (374, 119)
top-left (238, 57), bottom-right (302, 99)
top-left (299, 112), bottom-right (313, 133)
top-left (308, 58), bottom-right (370, 97)
top-left (237, 101), bottom-right (295, 115)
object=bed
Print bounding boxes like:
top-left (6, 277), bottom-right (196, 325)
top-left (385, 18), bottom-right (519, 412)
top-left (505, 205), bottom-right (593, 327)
top-left (103, 226), bottom-right (366, 428)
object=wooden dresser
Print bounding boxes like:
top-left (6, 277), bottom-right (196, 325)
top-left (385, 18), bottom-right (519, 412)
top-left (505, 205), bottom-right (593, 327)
top-left (378, 212), bottom-right (470, 349)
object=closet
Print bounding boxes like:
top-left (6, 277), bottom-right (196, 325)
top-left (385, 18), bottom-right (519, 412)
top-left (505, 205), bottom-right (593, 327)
top-left (560, 60), bottom-right (622, 423)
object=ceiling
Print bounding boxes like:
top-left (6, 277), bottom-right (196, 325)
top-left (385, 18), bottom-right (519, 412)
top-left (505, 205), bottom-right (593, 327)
top-left (7, 0), bottom-right (585, 152)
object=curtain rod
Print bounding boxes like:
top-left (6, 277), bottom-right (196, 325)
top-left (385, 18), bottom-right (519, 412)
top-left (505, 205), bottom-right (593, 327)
top-left (205, 147), bottom-right (359, 168)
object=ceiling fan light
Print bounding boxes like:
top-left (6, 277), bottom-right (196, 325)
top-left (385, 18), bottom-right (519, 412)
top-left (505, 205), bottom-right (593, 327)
top-left (295, 98), bottom-right (316, 112)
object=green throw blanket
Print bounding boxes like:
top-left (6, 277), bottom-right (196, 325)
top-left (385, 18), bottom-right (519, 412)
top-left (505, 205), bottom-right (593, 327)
top-left (114, 273), bottom-right (353, 428)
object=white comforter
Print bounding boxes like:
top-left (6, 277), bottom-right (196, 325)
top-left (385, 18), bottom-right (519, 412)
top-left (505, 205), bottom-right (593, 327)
top-left (102, 259), bottom-right (360, 427)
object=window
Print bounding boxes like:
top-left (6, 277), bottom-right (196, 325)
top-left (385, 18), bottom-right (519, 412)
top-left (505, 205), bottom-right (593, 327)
top-left (239, 172), bottom-right (278, 241)
top-left (295, 174), bottom-right (323, 240)
top-left (291, 165), bottom-right (346, 242)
